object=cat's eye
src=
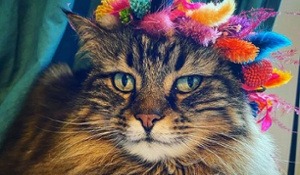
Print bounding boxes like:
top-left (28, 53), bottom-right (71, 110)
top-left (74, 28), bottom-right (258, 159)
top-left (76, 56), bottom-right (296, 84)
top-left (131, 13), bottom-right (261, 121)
top-left (175, 76), bottom-right (202, 93)
top-left (113, 73), bottom-right (135, 92)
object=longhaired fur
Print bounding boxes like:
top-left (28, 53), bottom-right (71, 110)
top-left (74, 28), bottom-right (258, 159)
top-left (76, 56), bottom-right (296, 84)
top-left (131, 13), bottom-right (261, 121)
top-left (0, 13), bottom-right (280, 175)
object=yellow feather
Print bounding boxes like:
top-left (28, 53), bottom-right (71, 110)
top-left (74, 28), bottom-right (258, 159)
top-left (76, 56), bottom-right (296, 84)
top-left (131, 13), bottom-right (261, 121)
top-left (95, 0), bottom-right (114, 20)
top-left (187, 0), bottom-right (236, 27)
top-left (264, 68), bottom-right (292, 88)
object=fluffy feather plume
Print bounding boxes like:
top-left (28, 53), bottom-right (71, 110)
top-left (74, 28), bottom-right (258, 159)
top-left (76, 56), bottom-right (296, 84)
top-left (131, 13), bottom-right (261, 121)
top-left (139, 10), bottom-right (174, 36)
top-left (237, 8), bottom-right (277, 38)
top-left (111, 0), bottom-right (130, 12)
top-left (249, 93), bottom-right (300, 132)
top-left (272, 49), bottom-right (297, 62)
top-left (242, 60), bottom-right (273, 88)
top-left (175, 0), bottom-right (204, 12)
top-left (130, 0), bottom-right (151, 19)
top-left (187, 0), bottom-right (235, 27)
top-left (249, 32), bottom-right (292, 62)
top-left (95, 0), bottom-right (114, 19)
top-left (249, 93), bottom-right (274, 132)
top-left (218, 15), bottom-right (251, 38)
top-left (119, 8), bottom-right (132, 24)
top-left (215, 38), bottom-right (259, 63)
top-left (95, 0), bottom-right (130, 21)
top-left (177, 18), bottom-right (221, 46)
top-left (264, 68), bottom-right (292, 88)
top-left (272, 49), bottom-right (299, 67)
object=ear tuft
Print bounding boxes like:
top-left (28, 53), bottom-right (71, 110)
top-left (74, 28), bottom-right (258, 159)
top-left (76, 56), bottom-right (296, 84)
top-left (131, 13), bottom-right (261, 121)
top-left (62, 9), bottom-right (103, 41)
top-left (63, 10), bottom-right (92, 31)
top-left (62, 9), bottom-right (79, 31)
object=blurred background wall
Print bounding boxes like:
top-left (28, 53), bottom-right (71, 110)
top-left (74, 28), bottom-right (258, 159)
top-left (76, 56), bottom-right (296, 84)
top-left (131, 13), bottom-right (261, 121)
top-left (270, 0), bottom-right (300, 174)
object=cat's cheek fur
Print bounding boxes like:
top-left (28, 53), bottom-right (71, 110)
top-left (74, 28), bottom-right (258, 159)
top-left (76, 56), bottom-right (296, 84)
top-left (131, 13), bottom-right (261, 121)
top-left (125, 117), bottom-right (146, 142)
top-left (243, 115), bottom-right (280, 175)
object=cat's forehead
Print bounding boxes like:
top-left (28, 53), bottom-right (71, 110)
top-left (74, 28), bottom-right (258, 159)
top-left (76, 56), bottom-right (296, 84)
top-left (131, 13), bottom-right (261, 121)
top-left (128, 32), bottom-right (221, 77)
top-left (86, 28), bottom-right (223, 80)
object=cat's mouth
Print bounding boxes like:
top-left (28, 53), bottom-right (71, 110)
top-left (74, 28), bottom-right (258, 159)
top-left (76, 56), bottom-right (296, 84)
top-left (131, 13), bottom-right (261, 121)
top-left (123, 134), bottom-right (191, 162)
top-left (144, 136), bottom-right (172, 145)
top-left (144, 134), bottom-right (154, 143)
top-left (129, 134), bottom-right (183, 145)
top-left (130, 135), bottom-right (164, 144)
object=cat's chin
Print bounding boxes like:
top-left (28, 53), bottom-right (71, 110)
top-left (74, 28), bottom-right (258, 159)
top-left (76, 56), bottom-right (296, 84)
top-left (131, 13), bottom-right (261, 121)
top-left (123, 140), bottom-right (190, 162)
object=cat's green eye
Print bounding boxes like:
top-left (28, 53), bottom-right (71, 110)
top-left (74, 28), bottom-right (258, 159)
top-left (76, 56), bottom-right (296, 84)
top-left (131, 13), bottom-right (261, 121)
top-left (176, 76), bottom-right (202, 93)
top-left (113, 73), bottom-right (135, 92)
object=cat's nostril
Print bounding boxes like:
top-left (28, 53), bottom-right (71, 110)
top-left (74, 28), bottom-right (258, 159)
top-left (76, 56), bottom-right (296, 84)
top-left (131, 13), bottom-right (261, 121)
top-left (135, 114), bottom-right (161, 131)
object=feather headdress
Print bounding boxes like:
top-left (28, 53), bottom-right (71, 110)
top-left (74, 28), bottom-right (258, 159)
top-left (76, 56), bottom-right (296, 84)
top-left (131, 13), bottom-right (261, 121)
top-left (93, 0), bottom-right (298, 131)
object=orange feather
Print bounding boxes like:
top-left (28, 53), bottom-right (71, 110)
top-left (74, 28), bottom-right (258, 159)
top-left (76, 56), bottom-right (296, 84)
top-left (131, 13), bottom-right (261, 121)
top-left (215, 38), bottom-right (259, 63)
top-left (187, 0), bottom-right (235, 27)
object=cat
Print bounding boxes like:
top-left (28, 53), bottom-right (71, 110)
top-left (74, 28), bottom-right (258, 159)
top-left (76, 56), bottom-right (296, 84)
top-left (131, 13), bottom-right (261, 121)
top-left (0, 12), bottom-right (280, 175)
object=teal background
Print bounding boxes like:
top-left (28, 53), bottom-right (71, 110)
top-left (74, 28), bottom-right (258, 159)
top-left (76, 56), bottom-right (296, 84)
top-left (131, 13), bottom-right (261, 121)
top-left (0, 0), bottom-right (75, 144)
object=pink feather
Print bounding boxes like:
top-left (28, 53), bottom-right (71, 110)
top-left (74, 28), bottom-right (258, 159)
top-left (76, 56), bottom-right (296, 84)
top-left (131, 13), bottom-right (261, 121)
top-left (175, 0), bottom-right (204, 10)
top-left (249, 92), bottom-right (300, 131)
top-left (271, 49), bottom-right (299, 68)
top-left (177, 18), bottom-right (221, 46)
top-left (139, 10), bottom-right (174, 36)
top-left (273, 118), bottom-right (298, 133)
top-left (237, 8), bottom-right (277, 38)
top-left (259, 106), bottom-right (273, 132)
top-left (170, 9), bottom-right (186, 21)
top-left (111, 0), bottom-right (130, 13)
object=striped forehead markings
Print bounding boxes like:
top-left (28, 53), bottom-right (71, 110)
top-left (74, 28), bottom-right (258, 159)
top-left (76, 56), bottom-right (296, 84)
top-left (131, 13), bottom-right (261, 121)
top-left (129, 36), bottom-right (188, 72)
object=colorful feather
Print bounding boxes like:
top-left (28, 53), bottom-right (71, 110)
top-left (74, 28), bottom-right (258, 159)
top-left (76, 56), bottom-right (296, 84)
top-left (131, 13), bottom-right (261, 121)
top-left (95, 0), bottom-right (130, 21)
top-left (187, 0), bottom-right (235, 27)
top-left (242, 60), bottom-right (273, 88)
top-left (130, 0), bottom-right (151, 19)
top-left (249, 92), bottom-right (300, 131)
top-left (237, 8), bottom-right (277, 38)
top-left (214, 38), bottom-right (259, 63)
top-left (139, 10), bottom-right (174, 36)
top-left (271, 49), bottom-right (299, 66)
top-left (95, 0), bottom-right (114, 20)
top-left (248, 93), bottom-right (273, 131)
top-left (111, 0), bottom-right (130, 12)
top-left (175, 0), bottom-right (204, 12)
top-left (218, 15), bottom-right (251, 38)
top-left (264, 68), bottom-right (292, 88)
top-left (177, 18), bottom-right (221, 46)
top-left (249, 32), bottom-right (292, 62)
top-left (119, 8), bottom-right (132, 24)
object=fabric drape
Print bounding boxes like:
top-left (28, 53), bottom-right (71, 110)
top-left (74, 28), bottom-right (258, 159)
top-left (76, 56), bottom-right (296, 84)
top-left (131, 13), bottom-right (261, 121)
top-left (0, 0), bottom-right (74, 144)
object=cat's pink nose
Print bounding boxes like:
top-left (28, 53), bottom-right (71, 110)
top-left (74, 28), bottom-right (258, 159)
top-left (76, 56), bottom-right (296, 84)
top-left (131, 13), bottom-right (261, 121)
top-left (135, 114), bottom-right (161, 130)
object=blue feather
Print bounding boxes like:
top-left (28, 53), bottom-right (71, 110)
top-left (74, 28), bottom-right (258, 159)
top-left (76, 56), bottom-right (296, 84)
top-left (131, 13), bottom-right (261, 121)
top-left (249, 101), bottom-right (259, 118)
top-left (248, 32), bottom-right (292, 62)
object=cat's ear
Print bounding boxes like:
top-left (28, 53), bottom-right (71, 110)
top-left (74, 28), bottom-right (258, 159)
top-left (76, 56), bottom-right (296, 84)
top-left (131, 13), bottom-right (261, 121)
top-left (63, 10), bottom-right (103, 41)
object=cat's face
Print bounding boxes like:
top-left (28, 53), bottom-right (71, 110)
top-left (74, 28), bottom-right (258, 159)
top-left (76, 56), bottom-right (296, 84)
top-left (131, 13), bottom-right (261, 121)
top-left (69, 14), bottom-right (249, 162)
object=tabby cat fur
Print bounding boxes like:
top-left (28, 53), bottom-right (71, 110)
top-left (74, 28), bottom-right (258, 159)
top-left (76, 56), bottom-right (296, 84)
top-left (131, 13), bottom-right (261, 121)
top-left (0, 13), bottom-right (280, 175)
